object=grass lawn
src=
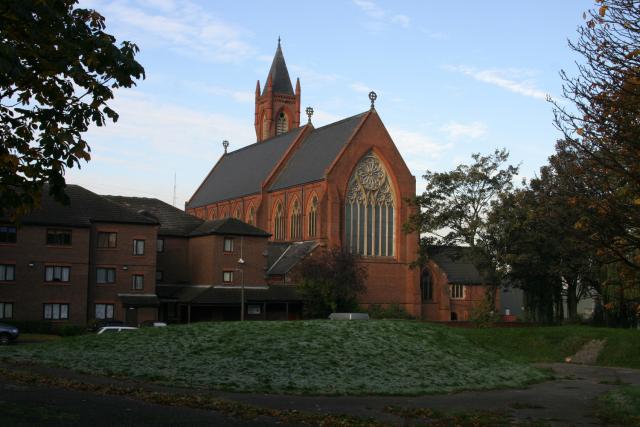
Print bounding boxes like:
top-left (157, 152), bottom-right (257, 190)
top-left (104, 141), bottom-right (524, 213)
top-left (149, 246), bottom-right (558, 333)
top-left (0, 320), bottom-right (548, 395)
top-left (595, 385), bottom-right (640, 426)
top-left (454, 325), bottom-right (640, 368)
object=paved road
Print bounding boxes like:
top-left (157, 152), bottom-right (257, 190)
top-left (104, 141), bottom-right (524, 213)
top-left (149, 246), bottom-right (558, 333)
top-left (1, 362), bottom-right (639, 426)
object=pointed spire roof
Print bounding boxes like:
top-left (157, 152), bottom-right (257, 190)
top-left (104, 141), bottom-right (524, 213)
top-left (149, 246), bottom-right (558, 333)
top-left (262, 38), bottom-right (294, 96)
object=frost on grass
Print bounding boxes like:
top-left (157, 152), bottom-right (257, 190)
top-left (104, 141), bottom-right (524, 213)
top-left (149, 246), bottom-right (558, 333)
top-left (2, 320), bottom-right (549, 395)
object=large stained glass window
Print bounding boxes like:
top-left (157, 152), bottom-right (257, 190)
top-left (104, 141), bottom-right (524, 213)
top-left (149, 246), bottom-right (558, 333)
top-left (345, 152), bottom-right (395, 256)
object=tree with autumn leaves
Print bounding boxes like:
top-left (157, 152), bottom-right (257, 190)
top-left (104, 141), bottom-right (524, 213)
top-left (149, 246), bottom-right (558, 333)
top-left (1, 0), bottom-right (144, 217)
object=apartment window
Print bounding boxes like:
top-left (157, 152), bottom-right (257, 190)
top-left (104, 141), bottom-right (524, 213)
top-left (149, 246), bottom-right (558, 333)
top-left (97, 232), bottom-right (117, 248)
top-left (450, 284), bottom-right (465, 300)
top-left (156, 271), bottom-right (163, 281)
top-left (0, 302), bottom-right (13, 319)
top-left (223, 271), bottom-right (233, 283)
top-left (0, 264), bottom-right (16, 281)
top-left (133, 239), bottom-right (145, 255)
top-left (95, 303), bottom-right (114, 320)
top-left (46, 229), bottom-right (72, 246)
top-left (223, 237), bottom-right (234, 252)
top-left (132, 274), bottom-right (144, 290)
top-left (96, 268), bottom-right (116, 284)
top-left (45, 266), bottom-right (71, 282)
top-left (43, 303), bottom-right (69, 320)
top-left (0, 226), bottom-right (17, 244)
top-left (157, 238), bottom-right (165, 253)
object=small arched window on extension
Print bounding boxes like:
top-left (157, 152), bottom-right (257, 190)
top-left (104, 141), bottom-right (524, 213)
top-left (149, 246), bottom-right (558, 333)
top-left (308, 196), bottom-right (318, 238)
top-left (274, 203), bottom-right (285, 240)
top-left (276, 111), bottom-right (288, 135)
top-left (290, 199), bottom-right (302, 241)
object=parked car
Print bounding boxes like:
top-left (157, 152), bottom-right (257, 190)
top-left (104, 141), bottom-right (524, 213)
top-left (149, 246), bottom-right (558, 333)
top-left (88, 319), bottom-right (125, 332)
top-left (0, 323), bottom-right (19, 345)
top-left (139, 320), bottom-right (167, 328)
top-left (96, 326), bottom-right (138, 335)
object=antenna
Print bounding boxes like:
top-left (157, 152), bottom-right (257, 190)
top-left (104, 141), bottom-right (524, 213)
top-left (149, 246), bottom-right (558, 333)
top-left (172, 171), bottom-right (177, 207)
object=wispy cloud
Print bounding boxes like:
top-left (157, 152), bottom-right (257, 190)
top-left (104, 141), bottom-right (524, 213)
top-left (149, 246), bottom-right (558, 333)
top-left (290, 65), bottom-right (340, 86)
top-left (446, 65), bottom-right (548, 100)
top-left (181, 81), bottom-right (254, 103)
top-left (440, 121), bottom-right (488, 140)
top-left (352, 0), bottom-right (410, 30)
top-left (350, 82), bottom-right (372, 94)
top-left (86, 0), bottom-right (255, 63)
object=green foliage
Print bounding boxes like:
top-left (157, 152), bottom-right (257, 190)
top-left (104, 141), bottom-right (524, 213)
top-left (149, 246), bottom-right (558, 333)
top-left (595, 385), bottom-right (640, 427)
top-left (0, 0), bottom-right (144, 216)
top-left (54, 325), bottom-right (85, 337)
top-left (296, 248), bottom-right (367, 318)
top-left (468, 295), bottom-right (500, 327)
top-left (367, 304), bottom-right (414, 319)
top-left (1, 320), bottom-right (549, 395)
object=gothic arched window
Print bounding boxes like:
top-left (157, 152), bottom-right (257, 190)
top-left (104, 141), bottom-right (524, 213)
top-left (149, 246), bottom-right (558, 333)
top-left (276, 111), bottom-right (288, 135)
top-left (262, 114), bottom-right (269, 140)
top-left (290, 199), bottom-right (302, 240)
top-left (234, 207), bottom-right (241, 219)
top-left (247, 205), bottom-right (255, 225)
top-left (308, 196), bottom-right (318, 238)
top-left (345, 152), bottom-right (395, 256)
top-left (421, 269), bottom-right (433, 302)
top-left (274, 202), bottom-right (285, 240)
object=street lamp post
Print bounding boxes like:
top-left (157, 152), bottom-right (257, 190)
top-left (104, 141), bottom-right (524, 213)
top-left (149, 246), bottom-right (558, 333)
top-left (238, 235), bottom-right (245, 321)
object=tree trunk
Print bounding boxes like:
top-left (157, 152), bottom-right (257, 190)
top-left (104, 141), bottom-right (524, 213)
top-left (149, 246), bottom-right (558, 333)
top-left (566, 279), bottom-right (579, 320)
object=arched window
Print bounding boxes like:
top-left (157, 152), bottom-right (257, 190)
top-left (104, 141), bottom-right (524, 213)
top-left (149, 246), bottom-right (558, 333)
top-left (221, 208), bottom-right (229, 218)
top-left (345, 152), bottom-right (395, 256)
top-left (234, 207), bottom-right (241, 219)
top-left (274, 202), bottom-right (285, 240)
top-left (421, 269), bottom-right (433, 302)
top-left (207, 207), bottom-right (216, 220)
top-left (308, 196), bottom-right (318, 238)
top-left (262, 114), bottom-right (269, 140)
top-left (290, 199), bottom-right (302, 241)
top-left (276, 111), bottom-right (288, 135)
top-left (247, 205), bottom-right (255, 225)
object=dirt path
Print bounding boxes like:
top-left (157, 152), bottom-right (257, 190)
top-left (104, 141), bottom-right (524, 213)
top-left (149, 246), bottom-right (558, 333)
top-left (2, 361), bottom-right (639, 426)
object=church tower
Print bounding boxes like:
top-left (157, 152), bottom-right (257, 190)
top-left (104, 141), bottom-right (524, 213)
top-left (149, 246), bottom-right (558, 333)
top-left (254, 39), bottom-right (301, 142)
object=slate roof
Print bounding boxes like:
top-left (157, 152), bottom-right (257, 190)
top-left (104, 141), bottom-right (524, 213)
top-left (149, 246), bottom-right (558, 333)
top-left (266, 242), bottom-right (290, 269)
top-left (269, 113), bottom-right (367, 191)
top-left (192, 285), bottom-right (303, 304)
top-left (267, 241), bottom-right (319, 275)
top-left (186, 128), bottom-right (303, 209)
top-left (8, 185), bottom-right (158, 228)
top-left (428, 246), bottom-right (489, 285)
top-left (104, 196), bottom-right (203, 237)
top-left (189, 217), bottom-right (270, 238)
top-left (262, 41), bottom-right (294, 96)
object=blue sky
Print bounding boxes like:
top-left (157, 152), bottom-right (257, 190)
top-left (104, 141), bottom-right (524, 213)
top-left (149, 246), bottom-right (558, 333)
top-left (71, 0), bottom-right (591, 206)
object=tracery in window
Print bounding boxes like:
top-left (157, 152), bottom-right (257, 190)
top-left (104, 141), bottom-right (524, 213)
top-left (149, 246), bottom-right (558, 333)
top-left (247, 205), bottom-right (255, 225)
top-left (262, 114), bottom-right (269, 140)
top-left (290, 199), bottom-right (302, 240)
top-left (234, 207), bottom-right (241, 219)
top-left (274, 202), bottom-right (285, 240)
top-left (308, 196), bottom-right (318, 237)
top-left (276, 111), bottom-right (288, 135)
top-left (345, 152), bottom-right (395, 256)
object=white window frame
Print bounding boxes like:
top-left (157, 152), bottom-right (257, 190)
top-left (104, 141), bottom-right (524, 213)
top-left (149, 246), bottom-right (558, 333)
top-left (45, 265), bottom-right (71, 282)
top-left (133, 239), bottom-right (145, 255)
top-left (95, 303), bottom-right (115, 320)
top-left (131, 274), bottom-right (144, 290)
top-left (96, 268), bottom-right (116, 284)
top-left (450, 284), bottom-right (465, 300)
top-left (223, 237), bottom-right (234, 252)
top-left (0, 302), bottom-right (13, 319)
top-left (156, 238), bottom-right (164, 253)
top-left (44, 303), bottom-right (69, 320)
top-left (0, 264), bottom-right (15, 281)
top-left (223, 271), bottom-right (233, 283)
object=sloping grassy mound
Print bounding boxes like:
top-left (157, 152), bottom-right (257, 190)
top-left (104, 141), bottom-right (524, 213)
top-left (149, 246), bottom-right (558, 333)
top-left (2, 320), bottom-right (548, 395)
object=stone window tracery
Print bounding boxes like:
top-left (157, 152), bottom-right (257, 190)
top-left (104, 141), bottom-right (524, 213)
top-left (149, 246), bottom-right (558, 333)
top-left (276, 111), bottom-right (288, 135)
top-left (247, 205), bottom-right (255, 225)
top-left (290, 199), bottom-right (302, 240)
top-left (274, 202), bottom-right (285, 240)
top-left (345, 152), bottom-right (395, 256)
top-left (308, 196), bottom-right (318, 238)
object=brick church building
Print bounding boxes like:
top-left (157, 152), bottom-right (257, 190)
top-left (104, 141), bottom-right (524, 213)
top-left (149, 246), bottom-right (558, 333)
top-left (184, 40), bottom-right (495, 320)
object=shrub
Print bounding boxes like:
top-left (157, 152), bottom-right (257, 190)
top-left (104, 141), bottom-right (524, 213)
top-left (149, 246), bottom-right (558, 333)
top-left (368, 304), bottom-right (414, 320)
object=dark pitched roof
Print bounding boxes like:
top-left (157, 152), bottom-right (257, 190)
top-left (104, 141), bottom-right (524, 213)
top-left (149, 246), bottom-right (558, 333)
top-left (267, 241), bottom-right (319, 275)
top-left (262, 40), bottom-right (294, 96)
top-left (428, 246), bottom-right (489, 285)
top-left (189, 217), bottom-right (270, 238)
top-left (266, 242), bottom-right (291, 269)
top-left (269, 113), bottom-right (366, 191)
top-left (186, 128), bottom-right (303, 209)
top-left (192, 285), bottom-right (303, 304)
top-left (9, 185), bottom-right (158, 228)
top-left (104, 196), bottom-right (203, 237)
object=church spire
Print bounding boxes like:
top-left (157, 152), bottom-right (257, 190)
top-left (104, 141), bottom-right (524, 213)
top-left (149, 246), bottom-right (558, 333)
top-left (262, 38), bottom-right (294, 96)
top-left (254, 38), bottom-right (301, 142)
